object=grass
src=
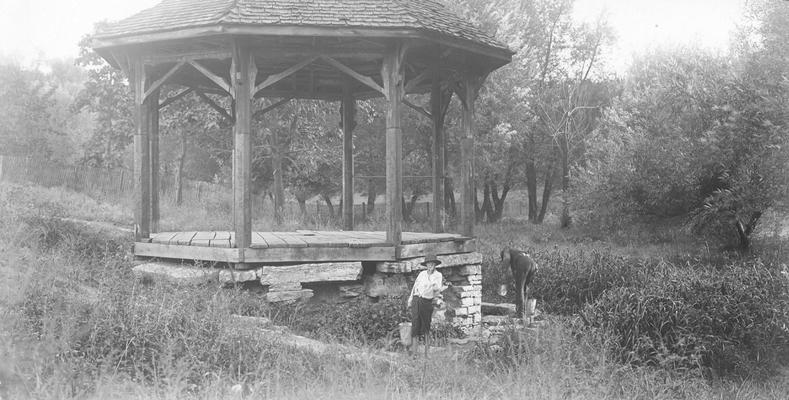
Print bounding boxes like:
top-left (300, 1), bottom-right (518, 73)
top-left (1, 182), bottom-right (788, 399)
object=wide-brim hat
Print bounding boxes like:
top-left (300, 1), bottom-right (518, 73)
top-left (420, 253), bottom-right (442, 266)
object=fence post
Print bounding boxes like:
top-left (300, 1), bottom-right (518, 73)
top-left (362, 202), bottom-right (367, 221)
top-left (427, 202), bottom-right (431, 218)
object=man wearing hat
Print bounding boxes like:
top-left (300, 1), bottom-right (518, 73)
top-left (406, 253), bottom-right (444, 356)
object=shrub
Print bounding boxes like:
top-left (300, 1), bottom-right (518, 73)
top-left (584, 259), bottom-right (789, 378)
top-left (270, 296), bottom-right (411, 346)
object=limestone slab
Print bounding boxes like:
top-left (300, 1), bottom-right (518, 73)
top-left (258, 262), bottom-right (362, 286)
top-left (266, 289), bottom-right (314, 303)
top-left (133, 262), bottom-right (218, 285)
top-left (218, 269), bottom-right (259, 284)
top-left (375, 252), bottom-right (482, 273)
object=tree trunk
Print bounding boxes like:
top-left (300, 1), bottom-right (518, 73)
top-left (480, 181), bottom-right (494, 222)
top-left (491, 182), bottom-right (510, 222)
top-left (445, 177), bottom-right (457, 219)
top-left (475, 185), bottom-right (485, 223)
top-left (321, 193), bottom-right (334, 217)
top-left (366, 178), bottom-right (377, 214)
top-left (537, 162), bottom-right (557, 223)
top-left (175, 132), bottom-right (187, 205)
top-left (559, 137), bottom-right (571, 228)
top-left (735, 211), bottom-right (762, 251)
top-left (526, 158), bottom-right (538, 222)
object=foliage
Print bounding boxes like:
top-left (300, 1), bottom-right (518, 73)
top-left (271, 295), bottom-right (411, 346)
top-left (584, 259), bottom-right (789, 378)
top-left (72, 28), bottom-right (133, 168)
top-left (0, 63), bottom-right (60, 159)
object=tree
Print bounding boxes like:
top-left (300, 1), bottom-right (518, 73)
top-left (72, 30), bottom-right (133, 168)
top-left (0, 62), bottom-right (58, 159)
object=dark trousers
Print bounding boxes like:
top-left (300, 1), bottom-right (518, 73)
top-left (410, 296), bottom-right (433, 339)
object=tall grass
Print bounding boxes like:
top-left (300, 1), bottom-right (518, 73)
top-left (2, 182), bottom-right (788, 399)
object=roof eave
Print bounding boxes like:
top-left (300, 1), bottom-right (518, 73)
top-left (92, 24), bottom-right (512, 69)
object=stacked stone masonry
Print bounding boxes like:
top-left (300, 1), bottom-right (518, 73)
top-left (133, 252), bottom-right (484, 331)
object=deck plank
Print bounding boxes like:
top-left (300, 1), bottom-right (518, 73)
top-left (251, 232), bottom-right (269, 249)
top-left (257, 232), bottom-right (289, 248)
top-left (273, 232), bottom-right (309, 248)
top-left (152, 232), bottom-right (178, 244)
top-left (191, 231), bottom-right (216, 247)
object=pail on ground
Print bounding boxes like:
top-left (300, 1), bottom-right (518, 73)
top-left (525, 298), bottom-right (537, 323)
top-left (398, 322), bottom-right (412, 346)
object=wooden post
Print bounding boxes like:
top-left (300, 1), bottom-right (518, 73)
top-left (132, 57), bottom-right (151, 241)
top-left (460, 75), bottom-right (481, 237)
top-left (342, 83), bottom-right (356, 231)
top-left (273, 126), bottom-right (284, 225)
top-left (232, 42), bottom-right (254, 252)
top-left (149, 88), bottom-right (160, 233)
top-left (382, 45), bottom-right (405, 245)
top-left (431, 66), bottom-right (446, 233)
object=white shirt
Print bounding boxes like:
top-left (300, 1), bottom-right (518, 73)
top-left (411, 270), bottom-right (443, 299)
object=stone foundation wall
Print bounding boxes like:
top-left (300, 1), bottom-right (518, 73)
top-left (134, 251), bottom-right (484, 331)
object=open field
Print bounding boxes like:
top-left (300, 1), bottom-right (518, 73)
top-left (1, 182), bottom-right (788, 399)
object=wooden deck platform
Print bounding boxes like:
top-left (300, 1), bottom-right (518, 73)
top-left (135, 230), bottom-right (476, 264)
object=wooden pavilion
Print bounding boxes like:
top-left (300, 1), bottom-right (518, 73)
top-left (92, 0), bottom-right (512, 266)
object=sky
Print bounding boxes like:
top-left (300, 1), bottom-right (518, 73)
top-left (0, 0), bottom-right (748, 72)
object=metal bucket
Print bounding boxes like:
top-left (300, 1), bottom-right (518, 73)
top-left (398, 322), bottom-right (412, 346)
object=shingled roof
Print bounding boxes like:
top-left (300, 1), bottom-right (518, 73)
top-left (94, 0), bottom-right (510, 56)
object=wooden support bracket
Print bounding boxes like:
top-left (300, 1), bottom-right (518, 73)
top-left (195, 89), bottom-right (234, 123)
top-left (321, 56), bottom-right (384, 95)
top-left (158, 87), bottom-right (194, 110)
top-left (188, 60), bottom-right (231, 97)
top-left (254, 56), bottom-right (319, 96)
top-left (403, 98), bottom-right (431, 119)
top-left (252, 97), bottom-right (293, 120)
top-left (144, 61), bottom-right (185, 102)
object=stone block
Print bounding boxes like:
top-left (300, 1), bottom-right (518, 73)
top-left (460, 290), bottom-right (482, 298)
top-left (339, 284), bottom-right (364, 298)
top-left (363, 273), bottom-right (408, 297)
top-left (467, 305), bottom-right (482, 315)
top-left (266, 289), bottom-right (313, 303)
top-left (218, 268), bottom-right (259, 284)
top-left (481, 302), bottom-right (516, 316)
top-left (455, 284), bottom-right (482, 292)
top-left (133, 262), bottom-right (218, 286)
top-left (460, 297), bottom-right (481, 307)
top-left (258, 262), bottom-right (362, 286)
top-left (456, 264), bottom-right (481, 275)
top-left (453, 307), bottom-right (469, 316)
top-left (375, 252), bottom-right (483, 273)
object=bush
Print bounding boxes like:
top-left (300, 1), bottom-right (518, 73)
top-left (270, 296), bottom-right (411, 346)
top-left (584, 259), bottom-right (789, 378)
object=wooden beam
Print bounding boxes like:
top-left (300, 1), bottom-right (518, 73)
top-left (342, 83), bottom-right (356, 231)
top-left (403, 98), bottom-right (431, 119)
top-left (195, 90), bottom-right (234, 122)
top-left (252, 97), bottom-right (292, 120)
top-left (144, 61), bottom-right (184, 102)
top-left (460, 74), bottom-right (483, 237)
top-left (431, 66), bottom-right (445, 233)
top-left (158, 87), bottom-right (193, 110)
top-left (322, 56), bottom-right (385, 95)
top-left (404, 69), bottom-right (430, 92)
top-left (131, 57), bottom-right (151, 240)
top-left (254, 56), bottom-right (319, 95)
top-left (232, 41), bottom-right (254, 251)
top-left (187, 60), bottom-right (231, 96)
top-left (149, 88), bottom-right (161, 233)
top-left (382, 45), bottom-right (406, 245)
top-left (142, 50), bottom-right (232, 65)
